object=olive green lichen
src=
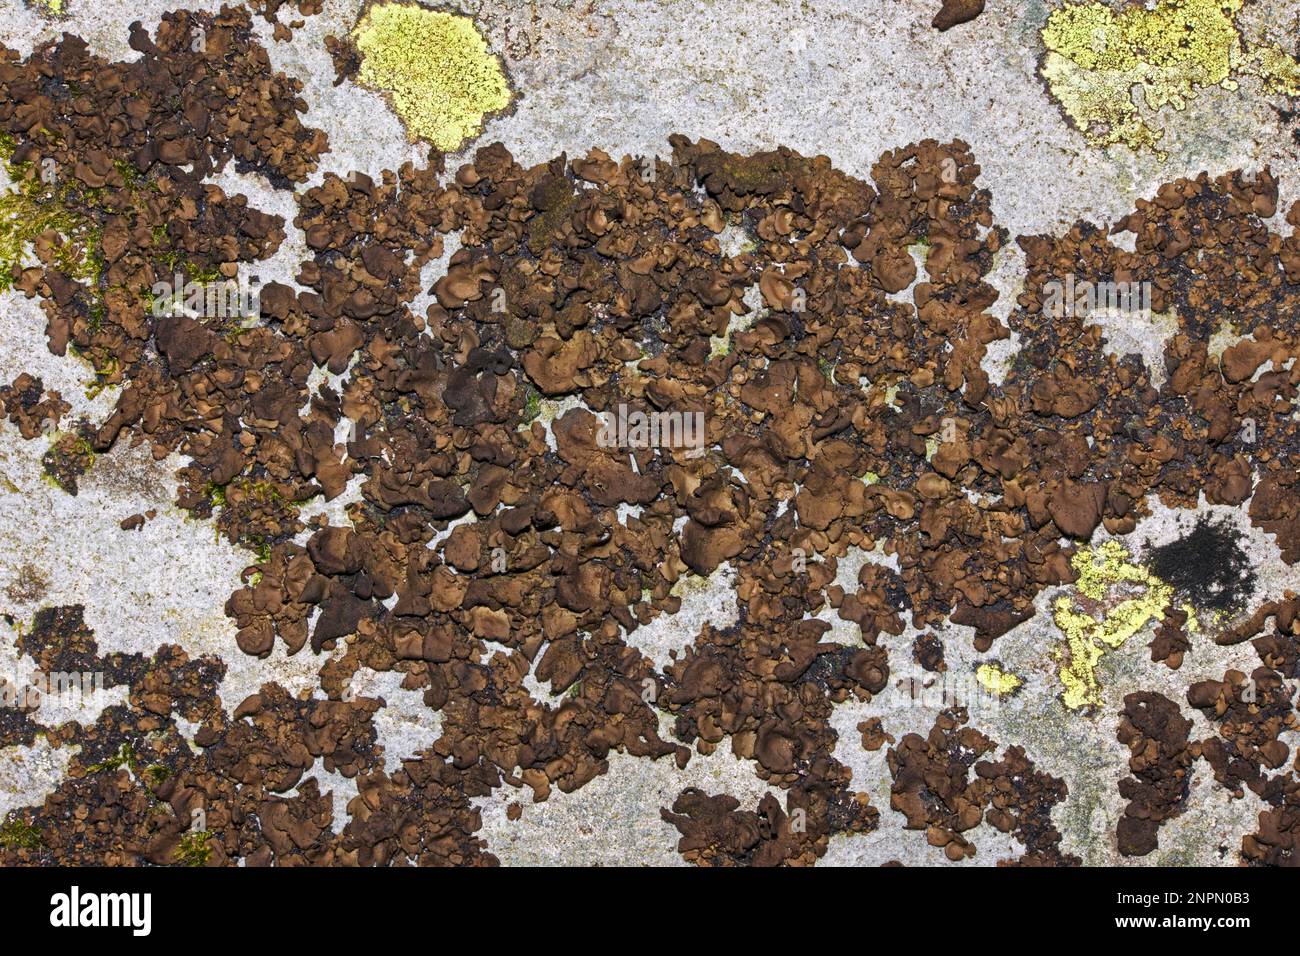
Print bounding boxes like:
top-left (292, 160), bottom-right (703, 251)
top-left (86, 745), bottom-right (177, 793)
top-left (87, 741), bottom-right (139, 775)
top-left (352, 2), bottom-right (513, 152)
top-left (520, 384), bottom-right (542, 425)
top-left (1040, 0), bottom-right (1300, 158)
top-left (0, 813), bottom-right (42, 850)
top-left (175, 830), bottom-right (211, 867)
top-left (0, 150), bottom-right (102, 293)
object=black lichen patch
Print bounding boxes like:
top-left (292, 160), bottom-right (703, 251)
top-left (18, 604), bottom-right (146, 688)
top-left (1275, 106), bottom-right (1300, 148)
top-left (1146, 516), bottom-right (1256, 612)
top-left (0, 698), bottom-right (45, 748)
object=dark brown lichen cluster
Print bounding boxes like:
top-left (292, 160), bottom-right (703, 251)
top-left (1115, 691), bottom-right (1196, 857)
top-left (1243, 777), bottom-right (1300, 866)
top-left (40, 430), bottom-right (93, 494)
top-left (249, 0), bottom-right (322, 43)
top-left (1194, 603), bottom-right (1300, 866)
top-left (1, 5), bottom-right (317, 385)
top-left (886, 709), bottom-right (1075, 865)
top-left (932, 0), bottom-right (985, 32)
top-left (2, 7), bottom-right (1300, 867)
top-left (1115, 603), bottom-right (1300, 859)
top-left (0, 373), bottom-right (66, 439)
top-left (1148, 606), bottom-right (1191, 670)
top-left (659, 786), bottom-right (870, 866)
top-left (1189, 667), bottom-right (1297, 800)
top-left (0, 606), bottom-right (492, 866)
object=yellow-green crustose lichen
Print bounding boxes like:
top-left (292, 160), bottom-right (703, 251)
top-left (975, 663), bottom-right (1023, 697)
top-left (28, 0), bottom-right (67, 16)
top-left (1039, 0), bottom-right (1300, 158)
top-left (1052, 540), bottom-right (1173, 711)
top-left (352, 2), bottom-right (512, 153)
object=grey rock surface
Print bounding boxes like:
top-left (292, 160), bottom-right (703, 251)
top-left (2, 0), bottom-right (1298, 866)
